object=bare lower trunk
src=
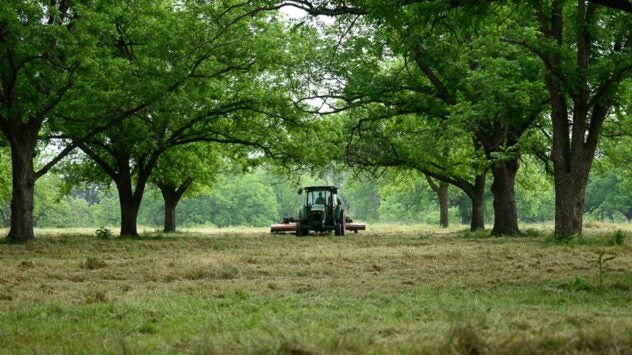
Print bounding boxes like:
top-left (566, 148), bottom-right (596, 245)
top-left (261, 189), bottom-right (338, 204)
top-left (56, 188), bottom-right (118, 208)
top-left (160, 186), bottom-right (180, 233)
top-left (119, 191), bottom-right (141, 237)
top-left (438, 182), bottom-right (449, 227)
top-left (8, 151), bottom-right (36, 242)
top-left (157, 179), bottom-right (192, 233)
top-left (116, 177), bottom-right (143, 237)
top-left (163, 198), bottom-right (177, 233)
top-left (554, 171), bottom-right (589, 237)
top-left (471, 196), bottom-right (484, 231)
top-left (426, 175), bottom-right (450, 228)
top-left (490, 158), bottom-right (520, 236)
top-left (470, 174), bottom-right (486, 231)
top-left (7, 130), bottom-right (38, 243)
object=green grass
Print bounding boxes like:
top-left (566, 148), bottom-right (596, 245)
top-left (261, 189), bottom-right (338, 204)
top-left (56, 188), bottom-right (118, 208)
top-left (1, 224), bottom-right (632, 354)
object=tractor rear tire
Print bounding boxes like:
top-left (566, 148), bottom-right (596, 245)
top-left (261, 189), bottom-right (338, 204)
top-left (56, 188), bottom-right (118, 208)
top-left (335, 220), bottom-right (345, 236)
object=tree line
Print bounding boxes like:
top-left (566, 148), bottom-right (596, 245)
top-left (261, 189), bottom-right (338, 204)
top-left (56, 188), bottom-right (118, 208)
top-left (3, 161), bottom-right (632, 229)
top-left (0, 0), bottom-right (630, 242)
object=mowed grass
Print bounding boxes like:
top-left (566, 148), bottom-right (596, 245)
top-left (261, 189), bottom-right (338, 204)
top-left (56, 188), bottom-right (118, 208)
top-left (1, 224), bottom-right (632, 354)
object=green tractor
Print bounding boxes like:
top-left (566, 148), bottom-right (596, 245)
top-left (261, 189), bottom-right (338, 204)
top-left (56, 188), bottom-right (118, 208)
top-left (296, 186), bottom-right (346, 236)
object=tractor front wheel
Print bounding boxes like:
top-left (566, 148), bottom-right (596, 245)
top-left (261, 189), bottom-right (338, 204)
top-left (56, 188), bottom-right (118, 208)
top-left (335, 215), bottom-right (346, 236)
top-left (296, 222), bottom-right (308, 237)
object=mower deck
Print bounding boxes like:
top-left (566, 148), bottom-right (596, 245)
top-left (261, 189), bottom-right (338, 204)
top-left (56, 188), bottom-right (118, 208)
top-left (270, 221), bottom-right (366, 234)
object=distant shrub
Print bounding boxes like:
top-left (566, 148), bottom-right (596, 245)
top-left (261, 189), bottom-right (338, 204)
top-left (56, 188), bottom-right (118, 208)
top-left (609, 230), bottom-right (626, 246)
top-left (95, 227), bottom-right (113, 239)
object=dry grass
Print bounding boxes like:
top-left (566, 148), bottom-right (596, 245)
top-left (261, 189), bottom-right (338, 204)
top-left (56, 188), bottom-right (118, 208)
top-left (0, 224), bottom-right (631, 354)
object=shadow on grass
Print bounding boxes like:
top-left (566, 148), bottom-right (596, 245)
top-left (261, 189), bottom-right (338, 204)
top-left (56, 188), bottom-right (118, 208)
top-left (453, 228), bottom-right (551, 240)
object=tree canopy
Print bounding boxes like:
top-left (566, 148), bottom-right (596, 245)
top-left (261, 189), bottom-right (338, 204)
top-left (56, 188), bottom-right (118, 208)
top-left (0, 0), bottom-right (631, 240)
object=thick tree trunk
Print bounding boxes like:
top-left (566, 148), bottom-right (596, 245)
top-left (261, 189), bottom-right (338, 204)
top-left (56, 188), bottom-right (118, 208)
top-left (161, 187), bottom-right (179, 233)
top-left (438, 182), bottom-right (449, 227)
top-left (115, 171), bottom-right (144, 237)
top-left (490, 157), bottom-right (520, 236)
top-left (471, 195), bottom-right (485, 231)
top-left (553, 166), bottom-right (590, 237)
top-left (7, 127), bottom-right (38, 243)
top-left (470, 174), bottom-right (486, 231)
top-left (164, 198), bottom-right (177, 233)
top-left (118, 188), bottom-right (141, 237)
top-left (157, 179), bottom-right (192, 233)
top-left (542, 0), bottom-right (615, 238)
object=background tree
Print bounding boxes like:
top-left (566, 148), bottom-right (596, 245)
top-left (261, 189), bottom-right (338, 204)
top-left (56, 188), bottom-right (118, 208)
top-left (505, 0), bottom-right (632, 237)
top-left (61, 2), bottom-right (302, 236)
top-left (0, 0), bottom-right (205, 242)
top-left (0, 1), bottom-right (96, 242)
top-left (280, 1), bottom-right (548, 235)
top-left (152, 143), bottom-right (229, 233)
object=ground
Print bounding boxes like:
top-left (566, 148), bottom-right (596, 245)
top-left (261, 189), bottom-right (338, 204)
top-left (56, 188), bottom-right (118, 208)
top-left (1, 223), bottom-right (632, 354)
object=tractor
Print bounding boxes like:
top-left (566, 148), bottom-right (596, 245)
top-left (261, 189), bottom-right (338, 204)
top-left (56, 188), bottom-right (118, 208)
top-left (295, 186), bottom-right (346, 236)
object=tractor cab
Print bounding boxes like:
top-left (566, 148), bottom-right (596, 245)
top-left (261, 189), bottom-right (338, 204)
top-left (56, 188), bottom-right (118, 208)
top-left (296, 186), bottom-right (345, 236)
top-left (302, 186), bottom-right (339, 206)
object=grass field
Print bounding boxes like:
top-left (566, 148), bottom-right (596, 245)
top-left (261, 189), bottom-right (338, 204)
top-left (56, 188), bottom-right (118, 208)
top-left (1, 224), bottom-right (632, 354)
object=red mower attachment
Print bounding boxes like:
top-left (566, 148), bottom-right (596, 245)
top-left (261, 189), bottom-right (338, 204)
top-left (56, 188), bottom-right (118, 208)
top-left (343, 216), bottom-right (365, 233)
top-left (270, 217), bottom-right (297, 233)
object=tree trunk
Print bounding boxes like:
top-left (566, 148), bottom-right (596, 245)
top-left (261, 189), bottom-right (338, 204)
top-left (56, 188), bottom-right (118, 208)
top-left (161, 186), bottom-right (179, 233)
top-left (164, 197), bottom-right (177, 233)
top-left (540, 0), bottom-right (617, 238)
top-left (625, 209), bottom-right (632, 223)
top-left (118, 187), bottom-right (141, 237)
top-left (469, 174), bottom-right (486, 231)
top-left (490, 157), bottom-right (520, 236)
top-left (553, 166), bottom-right (590, 237)
top-left (425, 175), bottom-right (450, 228)
top-left (438, 182), bottom-right (449, 227)
top-left (7, 127), bottom-right (38, 243)
top-left (115, 171), bottom-right (144, 237)
top-left (421, 170), bottom-right (485, 231)
top-left (157, 178), bottom-right (192, 233)
top-left (471, 196), bottom-right (484, 231)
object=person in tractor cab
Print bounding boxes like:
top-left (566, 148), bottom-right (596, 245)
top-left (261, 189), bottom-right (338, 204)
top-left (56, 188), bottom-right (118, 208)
top-left (315, 192), bottom-right (326, 205)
